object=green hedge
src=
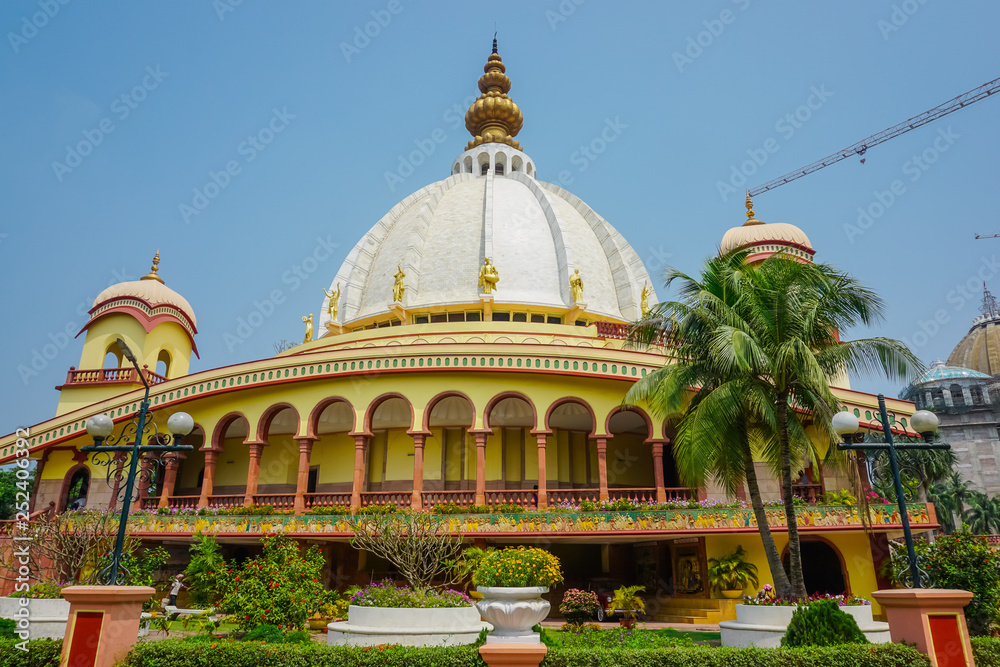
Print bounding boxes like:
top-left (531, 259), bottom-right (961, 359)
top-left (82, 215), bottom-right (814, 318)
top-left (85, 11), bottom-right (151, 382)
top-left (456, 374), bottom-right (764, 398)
top-left (973, 636), bottom-right (1000, 666)
top-left (118, 638), bottom-right (933, 667)
top-left (0, 639), bottom-right (62, 667)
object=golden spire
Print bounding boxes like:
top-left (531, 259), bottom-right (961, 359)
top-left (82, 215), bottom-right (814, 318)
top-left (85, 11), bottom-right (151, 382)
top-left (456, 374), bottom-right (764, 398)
top-left (743, 192), bottom-right (764, 226)
top-left (141, 249), bottom-right (165, 283)
top-left (465, 35), bottom-right (524, 150)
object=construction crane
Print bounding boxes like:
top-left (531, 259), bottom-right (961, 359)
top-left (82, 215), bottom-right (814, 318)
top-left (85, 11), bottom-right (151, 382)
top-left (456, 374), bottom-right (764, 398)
top-left (747, 75), bottom-right (1000, 197)
top-left (975, 233), bottom-right (1000, 239)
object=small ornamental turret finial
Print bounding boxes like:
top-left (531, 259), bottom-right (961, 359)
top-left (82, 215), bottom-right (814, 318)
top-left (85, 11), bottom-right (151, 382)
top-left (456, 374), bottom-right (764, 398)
top-left (743, 191), bottom-right (764, 226)
top-left (141, 249), bottom-right (164, 284)
top-left (492, 31), bottom-right (498, 54)
top-left (981, 282), bottom-right (1000, 319)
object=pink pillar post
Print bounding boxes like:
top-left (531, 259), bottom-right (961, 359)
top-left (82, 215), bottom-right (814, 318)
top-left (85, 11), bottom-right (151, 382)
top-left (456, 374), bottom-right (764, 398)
top-left (350, 434), bottom-right (368, 512)
top-left (651, 440), bottom-right (666, 503)
top-left (198, 449), bottom-right (218, 508)
top-left (293, 438), bottom-right (314, 514)
top-left (60, 585), bottom-right (155, 667)
top-left (243, 443), bottom-right (263, 507)
top-left (157, 452), bottom-right (183, 509)
top-left (474, 431), bottom-right (488, 506)
top-left (411, 433), bottom-right (426, 510)
top-left (872, 589), bottom-right (975, 666)
top-left (535, 433), bottom-right (548, 510)
top-left (595, 436), bottom-right (609, 502)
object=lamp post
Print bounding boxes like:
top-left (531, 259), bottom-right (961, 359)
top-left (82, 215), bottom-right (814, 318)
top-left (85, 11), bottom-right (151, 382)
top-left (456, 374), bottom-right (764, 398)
top-left (81, 337), bottom-right (193, 585)
top-left (832, 394), bottom-right (949, 588)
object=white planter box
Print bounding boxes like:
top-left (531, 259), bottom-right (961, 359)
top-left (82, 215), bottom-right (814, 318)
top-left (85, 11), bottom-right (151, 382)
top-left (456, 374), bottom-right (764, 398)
top-left (0, 597), bottom-right (71, 640)
top-left (327, 604), bottom-right (491, 647)
top-left (721, 603), bottom-right (890, 647)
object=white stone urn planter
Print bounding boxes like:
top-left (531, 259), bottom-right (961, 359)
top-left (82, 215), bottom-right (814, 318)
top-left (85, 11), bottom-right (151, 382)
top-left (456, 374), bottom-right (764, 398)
top-left (327, 604), bottom-right (491, 647)
top-left (0, 597), bottom-right (71, 640)
top-left (720, 603), bottom-right (890, 647)
top-left (475, 586), bottom-right (550, 644)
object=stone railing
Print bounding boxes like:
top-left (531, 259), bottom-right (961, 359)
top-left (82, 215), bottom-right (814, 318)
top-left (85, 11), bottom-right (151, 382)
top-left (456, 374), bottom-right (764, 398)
top-left (304, 492), bottom-right (352, 509)
top-left (421, 490), bottom-right (476, 508)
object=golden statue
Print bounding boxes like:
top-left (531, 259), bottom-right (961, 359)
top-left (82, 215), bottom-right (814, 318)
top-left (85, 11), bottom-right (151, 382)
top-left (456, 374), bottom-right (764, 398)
top-left (302, 314), bottom-right (313, 343)
top-left (640, 281), bottom-right (651, 316)
top-left (393, 264), bottom-right (405, 303)
top-left (570, 269), bottom-right (584, 302)
top-left (322, 283), bottom-right (341, 321)
top-left (478, 257), bottom-right (500, 294)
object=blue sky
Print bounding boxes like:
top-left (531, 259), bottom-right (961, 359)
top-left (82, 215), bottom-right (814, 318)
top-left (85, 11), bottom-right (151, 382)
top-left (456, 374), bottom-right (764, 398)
top-left (2, 1), bottom-right (998, 430)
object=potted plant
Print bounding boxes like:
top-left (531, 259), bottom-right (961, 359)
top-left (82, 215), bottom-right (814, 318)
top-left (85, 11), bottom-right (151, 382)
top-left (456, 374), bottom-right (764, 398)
top-left (608, 585), bottom-right (645, 628)
top-left (708, 546), bottom-right (759, 599)
top-left (473, 546), bottom-right (564, 643)
top-left (559, 588), bottom-right (601, 625)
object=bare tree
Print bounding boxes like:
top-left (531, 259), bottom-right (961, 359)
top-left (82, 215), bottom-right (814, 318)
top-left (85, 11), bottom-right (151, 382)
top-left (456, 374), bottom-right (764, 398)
top-left (273, 339), bottom-right (295, 354)
top-left (348, 511), bottom-right (464, 590)
top-left (1, 508), bottom-right (140, 585)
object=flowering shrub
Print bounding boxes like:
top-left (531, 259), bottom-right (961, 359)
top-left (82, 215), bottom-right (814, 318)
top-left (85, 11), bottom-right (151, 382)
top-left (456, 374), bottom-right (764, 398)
top-left (348, 580), bottom-right (471, 608)
top-left (742, 584), bottom-right (870, 607)
top-left (473, 546), bottom-right (563, 588)
top-left (8, 581), bottom-right (66, 599)
top-left (559, 589), bottom-right (601, 623)
top-left (216, 533), bottom-right (332, 631)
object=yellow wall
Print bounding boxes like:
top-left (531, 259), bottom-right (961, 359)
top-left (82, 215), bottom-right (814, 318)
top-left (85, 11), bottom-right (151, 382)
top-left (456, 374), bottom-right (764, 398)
top-left (385, 429), bottom-right (412, 481)
top-left (314, 432), bottom-right (355, 485)
top-left (705, 531), bottom-right (882, 614)
top-left (41, 449), bottom-right (78, 480)
top-left (259, 435), bottom-right (297, 485)
top-left (215, 437), bottom-right (251, 488)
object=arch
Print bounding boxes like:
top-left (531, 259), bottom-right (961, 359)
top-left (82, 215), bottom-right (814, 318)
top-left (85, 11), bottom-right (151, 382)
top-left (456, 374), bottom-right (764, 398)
top-left (477, 151), bottom-right (490, 175)
top-left (545, 398), bottom-right (597, 435)
top-left (423, 391), bottom-right (476, 431)
top-left (156, 349), bottom-right (171, 377)
top-left (485, 392), bottom-right (538, 430)
top-left (949, 383), bottom-right (965, 407)
top-left (60, 464), bottom-right (90, 511)
top-left (511, 155), bottom-right (523, 173)
top-left (527, 162), bottom-right (534, 176)
top-left (972, 385), bottom-right (986, 405)
top-left (308, 397), bottom-right (356, 437)
top-left (452, 163), bottom-right (460, 175)
top-left (210, 412), bottom-right (251, 451)
top-left (494, 151), bottom-right (507, 176)
top-left (256, 403), bottom-right (300, 441)
top-left (364, 393), bottom-right (415, 432)
top-left (605, 406), bottom-right (654, 441)
top-left (781, 537), bottom-right (849, 596)
top-left (464, 155), bottom-right (473, 173)
top-left (103, 343), bottom-right (122, 369)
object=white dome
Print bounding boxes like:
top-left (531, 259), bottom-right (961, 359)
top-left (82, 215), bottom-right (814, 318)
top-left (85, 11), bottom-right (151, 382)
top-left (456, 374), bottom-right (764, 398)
top-left (93, 279), bottom-right (197, 327)
top-left (323, 164), bottom-right (657, 328)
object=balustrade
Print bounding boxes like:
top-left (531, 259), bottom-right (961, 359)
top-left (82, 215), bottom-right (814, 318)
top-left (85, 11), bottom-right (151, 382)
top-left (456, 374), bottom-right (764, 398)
top-left (548, 488), bottom-right (600, 505)
top-left (421, 490), bottom-right (476, 509)
top-left (166, 495), bottom-right (199, 509)
top-left (484, 490), bottom-right (537, 508)
top-left (252, 494), bottom-right (296, 510)
top-left (206, 494), bottom-right (245, 509)
top-left (791, 483), bottom-right (824, 504)
top-left (62, 367), bottom-right (167, 387)
top-left (303, 492), bottom-right (352, 509)
top-left (359, 491), bottom-right (410, 509)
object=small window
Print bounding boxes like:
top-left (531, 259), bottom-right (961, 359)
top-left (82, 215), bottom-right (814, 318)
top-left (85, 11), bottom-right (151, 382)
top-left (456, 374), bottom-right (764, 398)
top-left (493, 312), bottom-right (510, 321)
top-left (495, 164), bottom-right (504, 175)
top-left (547, 316), bottom-right (563, 324)
top-left (430, 313), bottom-right (447, 323)
top-left (466, 312), bottom-right (482, 322)
top-left (448, 312), bottom-right (465, 322)
top-left (481, 163), bottom-right (489, 175)
top-left (530, 314), bottom-right (545, 323)
top-left (414, 315), bottom-right (429, 324)
top-left (575, 320), bottom-right (587, 327)
top-left (389, 319), bottom-right (401, 327)
top-left (512, 312), bottom-right (528, 322)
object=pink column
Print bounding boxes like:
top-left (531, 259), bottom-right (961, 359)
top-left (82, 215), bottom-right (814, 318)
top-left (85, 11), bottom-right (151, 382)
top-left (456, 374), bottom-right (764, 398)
top-left (651, 440), bottom-right (666, 503)
top-left (350, 434), bottom-right (368, 512)
top-left (474, 431), bottom-right (488, 506)
top-left (293, 438), bottom-right (315, 514)
top-left (535, 433), bottom-right (548, 510)
top-left (243, 443), bottom-right (263, 507)
top-left (595, 437), bottom-right (609, 502)
top-left (198, 450), bottom-right (218, 508)
top-left (61, 585), bottom-right (155, 667)
top-left (411, 433), bottom-right (426, 510)
top-left (157, 452), bottom-right (184, 509)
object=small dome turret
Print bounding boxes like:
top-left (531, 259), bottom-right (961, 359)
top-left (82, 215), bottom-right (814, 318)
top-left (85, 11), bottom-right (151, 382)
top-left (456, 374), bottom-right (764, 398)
top-left (720, 193), bottom-right (815, 263)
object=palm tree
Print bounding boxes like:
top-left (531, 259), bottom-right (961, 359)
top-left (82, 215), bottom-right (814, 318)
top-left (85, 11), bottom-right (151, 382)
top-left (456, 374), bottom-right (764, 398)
top-left (936, 471), bottom-right (975, 529)
top-left (963, 491), bottom-right (999, 535)
top-left (627, 250), bottom-right (922, 598)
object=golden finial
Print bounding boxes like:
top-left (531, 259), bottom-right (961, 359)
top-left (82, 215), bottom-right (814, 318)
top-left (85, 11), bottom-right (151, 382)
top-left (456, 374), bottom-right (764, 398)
top-left (141, 249), bottom-right (165, 283)
top-left (743, 192), bottom-right (764, 226)
top-left (465, 36), bottom-right (524, 150)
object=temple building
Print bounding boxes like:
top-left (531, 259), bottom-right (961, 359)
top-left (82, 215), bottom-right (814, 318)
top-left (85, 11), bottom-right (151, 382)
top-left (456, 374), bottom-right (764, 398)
top-left (900, 286), bottom-right (1000, 495)
top-left (0, 42), bottom-right (934, 621)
